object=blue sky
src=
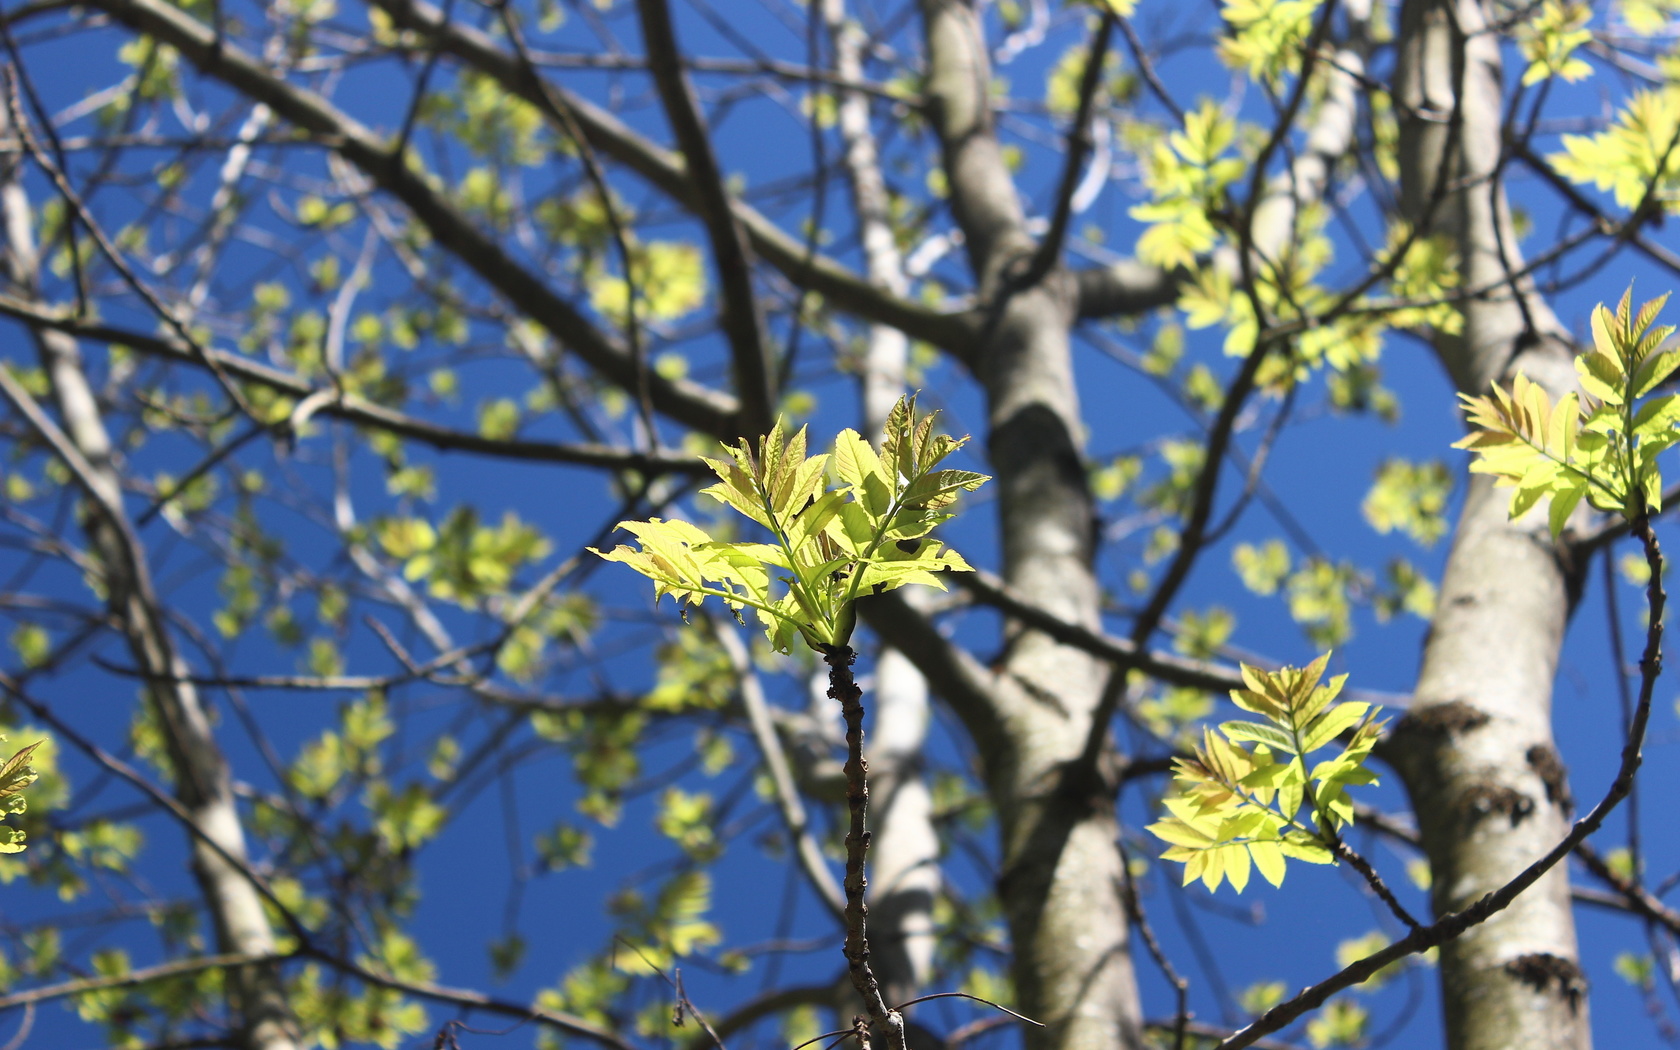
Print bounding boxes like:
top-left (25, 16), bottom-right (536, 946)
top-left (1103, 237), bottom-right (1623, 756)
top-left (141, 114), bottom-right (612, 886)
top-left (2, 0), bottom-right (1680, 1047)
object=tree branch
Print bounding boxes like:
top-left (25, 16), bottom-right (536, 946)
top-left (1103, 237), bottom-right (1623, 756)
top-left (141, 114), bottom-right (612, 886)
top-left (80, 0), bottom-right (741, 437)
top-left (633, 0), bottom-right (777, 437)
top-left (953, 569), bottom-right (1242, 693)
top-left (364, 0), bottom-right (977, 357)
top-left (0, 294), bottom-right (709, 475)
top-left (1017, 14), bottom-right (1113, 291)
top-left (712, 620), bottom-right (848, 924)
top-left (854, 591), bottom-right (1008, 761)
top-left (1215, 511), bottom-right (1664, 1050)
top-left (1072, 257), bottom-right (1181, 320)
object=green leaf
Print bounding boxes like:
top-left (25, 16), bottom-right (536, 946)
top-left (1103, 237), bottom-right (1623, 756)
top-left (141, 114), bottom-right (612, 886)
top-left (1280, 831), bottom-right (1335, 864)
top-left (1548, 483), bottom-right (1585, 538)
top-left (8, 625), bottom-right (49, 669)
top-left (1633, 348), bottom-right (1680, 398)
top-left (1300, 702), bottom-right (1371, 753)
top-left (1363, 459), bottom-right (1453, 547)
top-left (1633, 392), bottom-right (1680, 435)
top-left (1221, 720), bottom-right (1296, 752)
top-left (1233, 540), bottom-right (1291, 595)
top-left (1306, 998), bottom-right (1369, 1049)
top-left (1150, 654), bottom-right (1383, 893)
top-left (1249, 839), bottom-right (1287, 887)
top-left (1554, 91), bottom-right (1680, 209)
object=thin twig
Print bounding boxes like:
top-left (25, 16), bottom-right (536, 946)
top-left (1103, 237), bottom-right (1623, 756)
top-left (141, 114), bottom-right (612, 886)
top-left (826, 644), bottom-right (908, 1050)
top-left (712, 620), bottom-right (847, 922)
top-left (2, 70), bottom-right (261, 423)
top-left (1019, 14), bottom-right (1114, 288)
top-left (892, 991), bottom-right (1043, 1026)
top-left (1118, 837), bottom-right (1189, 1050)
top-left (1211, 509), bottom-right (1665, 1050)
top-left (491, 0), bottom-right (657, 451)
top-left (0, 295), bottom-right (710, 475)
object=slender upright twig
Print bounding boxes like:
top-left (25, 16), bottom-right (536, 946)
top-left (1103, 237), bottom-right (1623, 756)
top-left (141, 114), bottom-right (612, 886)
top-left (826, 645), bottom-right (908, 1050)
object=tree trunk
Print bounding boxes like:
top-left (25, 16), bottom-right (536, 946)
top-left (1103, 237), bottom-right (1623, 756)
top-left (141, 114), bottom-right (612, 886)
top-left (919, 3), bottom-right (1146, 1047)
top-left (1390, 0), bottom-right (1590, 1046)
top-left (0, 120), bottom-right (302, 1050)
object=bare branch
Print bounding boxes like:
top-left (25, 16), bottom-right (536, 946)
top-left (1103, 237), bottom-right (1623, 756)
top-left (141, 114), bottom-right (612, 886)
top-left (953, 569), bottom-right (1243, 693)
top-left (712, 620), bottom-right (848, 923)
top-left (0, 294), bottom-right (709, 475)
top-left (1018, 14), bottom-right (1114, 291)
top-left (1072, 257), bottom-right (1180, 320)
top-left (80, 0), bottom-right (742, 437)
top-left (634, 0), bottom-right (777, 437)
top-left (365, 0), bottom-right (976, 356)
top-left (0, 953), bottom-right (290, 1013)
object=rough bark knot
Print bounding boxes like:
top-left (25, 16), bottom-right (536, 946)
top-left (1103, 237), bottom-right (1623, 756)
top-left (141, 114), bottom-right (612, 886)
top-left (1503, 952), bottom-right (1586, 1015)
top-left (1459, 782), bottom-right (1535, 827)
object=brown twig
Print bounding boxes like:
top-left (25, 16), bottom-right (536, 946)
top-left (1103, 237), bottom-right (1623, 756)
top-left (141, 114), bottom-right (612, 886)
top-left (825, 644), bottom-right (907, 1050)
top-left (1324, 834), bottom-right (1422, 933)
top-left (1118, 839), bottom-right (1189, 1050)
top-left (892, 991), bottom-right (1042, 1026)
top-left (1018, 13), bottom-right (1114, 290)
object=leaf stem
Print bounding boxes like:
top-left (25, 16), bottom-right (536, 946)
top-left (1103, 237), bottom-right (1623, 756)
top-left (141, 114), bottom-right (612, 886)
top-left (1285, 714), bottom-right (1421, 931)
top-left (750, 470), bottom-right (833, 641)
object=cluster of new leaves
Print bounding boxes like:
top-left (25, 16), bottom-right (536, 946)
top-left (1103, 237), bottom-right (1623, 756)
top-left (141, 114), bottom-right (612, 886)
top-left (1456, 287), bottom-right (1679, 534)
top-left (1148, 654), bottom-right (1383, 892)
top-left (1133, 101), bottom-right (1246, 270)
top-left (0, 737), bottom-right (40, 854)
top-left (1516, 1), bottom-right (1593, 86)
top-left (1553, 90), bottom-right (1680, 211)
top-left (1220, 0), bottom-right (1320, 87)
top-left (594, 397), bottom-right (988, 653)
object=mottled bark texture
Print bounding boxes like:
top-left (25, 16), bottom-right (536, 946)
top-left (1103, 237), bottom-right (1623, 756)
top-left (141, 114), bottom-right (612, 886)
top-left (920, 2), bottom-right (1145, 1049)
top-left (1390, 0), bottom-right (1590, 1046)
top-left (0, 131), bottom-right (302, 1050)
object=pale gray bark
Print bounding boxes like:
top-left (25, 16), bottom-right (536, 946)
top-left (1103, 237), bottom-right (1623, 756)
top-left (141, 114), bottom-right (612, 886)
top-left (919, 3), bottom-right (1144, 1049)
top-left (911, 1), bottom-right (1385, 1040)
top-left (0, 125), bottom-right (301, 1050)
top-left (1245, 0), bottom-right (1372, 270)
top-left (1390, 0), bottom-right (1589, 1046)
